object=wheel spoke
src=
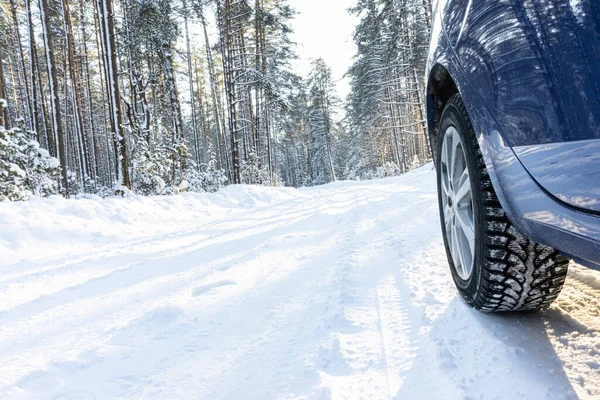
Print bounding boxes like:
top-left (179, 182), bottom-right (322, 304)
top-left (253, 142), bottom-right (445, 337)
top-left (444, 205), bottom-right (453, 230)
top-left (441, 172), bottom-right (451, 197)
top-left (450, 224), bottom-right (461, 270)
top-left (456, 211), bottom-right (475, 276)
top-left (444, 204), bottom-right (452, 221)
top-left (458, 167), bottom-right (469, 190)
top-left (457, 236), bottom-right (470, 278)
top-left (450, 130), bottom-right (459, 183)
top-left (455, 174), bottom-right (471, 205)
top-left (456, 209), bottom-right (474, 246)
top-left (441, 131), bottom-right (449, 166)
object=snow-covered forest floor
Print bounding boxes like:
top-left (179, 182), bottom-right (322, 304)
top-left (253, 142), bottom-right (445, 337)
top-left (1, 164), bottom-right (599, 400)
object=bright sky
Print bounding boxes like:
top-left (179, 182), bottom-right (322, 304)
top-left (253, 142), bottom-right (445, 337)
top-left (288, 0), bottom-right (358, 100)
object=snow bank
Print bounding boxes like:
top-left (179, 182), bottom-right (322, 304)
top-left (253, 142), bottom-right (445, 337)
top-left (0, 185), bottom-right (297, 266)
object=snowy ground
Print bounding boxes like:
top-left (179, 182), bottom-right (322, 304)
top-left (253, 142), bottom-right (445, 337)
top-left (1, 164), bottom-right (599, 400)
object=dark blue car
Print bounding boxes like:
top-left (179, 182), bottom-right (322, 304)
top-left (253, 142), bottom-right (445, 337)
top-left (425, 0), bottom-right (600, 311)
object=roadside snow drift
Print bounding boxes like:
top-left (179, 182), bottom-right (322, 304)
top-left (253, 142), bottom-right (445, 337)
top-left (1, 164), bottom-right (599, 399)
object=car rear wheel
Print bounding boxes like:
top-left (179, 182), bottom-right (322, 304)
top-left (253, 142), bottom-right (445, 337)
top-left (437, 93), bottom-right (569, 311)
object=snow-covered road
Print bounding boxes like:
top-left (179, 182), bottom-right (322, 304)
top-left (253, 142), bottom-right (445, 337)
top-left (1, 165), bottom-right (599, 400)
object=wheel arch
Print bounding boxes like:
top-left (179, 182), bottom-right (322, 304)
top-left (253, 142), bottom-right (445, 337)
top-left (426, 63), bottom-right (459, 166)
top-left (425, 62), bottom-right (517, 234)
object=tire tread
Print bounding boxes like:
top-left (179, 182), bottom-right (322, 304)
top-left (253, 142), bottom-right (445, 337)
top-left (444, 94), bottom-right (568, 312)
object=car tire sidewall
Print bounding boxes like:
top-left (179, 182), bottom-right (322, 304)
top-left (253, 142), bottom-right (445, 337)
top-left (436, 101), bottom-right (484, 304)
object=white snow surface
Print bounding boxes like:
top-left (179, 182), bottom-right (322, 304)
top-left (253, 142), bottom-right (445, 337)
top-left (1, 164), bottom-right (599, 399)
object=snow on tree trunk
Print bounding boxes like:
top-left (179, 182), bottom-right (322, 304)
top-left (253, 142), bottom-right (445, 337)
top-left (38, 0), bottom-right (70, 196)
top-left (95, 0), bottom-right (131, 190)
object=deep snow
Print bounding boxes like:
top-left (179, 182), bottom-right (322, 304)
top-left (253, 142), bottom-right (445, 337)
top-left (0, 164), bottom-right (599, 399)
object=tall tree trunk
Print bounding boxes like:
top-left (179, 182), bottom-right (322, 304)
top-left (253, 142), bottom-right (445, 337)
top-left (254, 0), bottom-right (262, 158)
top-left (161, 42), bottom-right (185, 184)
top-left (80, 0), bottom-right (100, 181)
top-left (93, 0), bottom-right (114, 186)
top-left (199, 5), bottom-right (227, 172)
top-left (183, 0), bottom-right (200, 166)
top-left (0, 46), bottom-right (6, 128)
top-left (193, 57), bottom-right (209, 164)
top-left (218, 0), bottom-right (241, 184)
top-left (96, 0), bottom-right (131, 189)
top-left (7, 52), bottom-right (20, 122)
top-left (385, 83), bottom-right (402, 167)
top-left (258, 0), bottom-right (272, 181)
top-left (34, 36), bottom-right (52, 151)
top-left (10, 0), bottom-right (34, 130)
top-left (422, 0), bottom-right (432, 30)
top-left (39, 0), bottom-right (70, 195)
top-left (413, 67), bottom-right (431, 158)
top-left (63, 0), bottom-right (90, 189)
top-left (319, 92), bottom-right (336, 182)
top-left (25, 0), bottom-right (41, 137)
top-left (136, 71), bottom-right (151, 142)
top-left (161, 43), bottom-right (184, 141)
top-left (121, 0), bottom-right (137, 131)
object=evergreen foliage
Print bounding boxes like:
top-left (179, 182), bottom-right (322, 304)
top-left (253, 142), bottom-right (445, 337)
top-left (0, 0), bottom-right (433, 200)
top-left (0, 122), bottom-right (60, 200)
top-left (344, 0), bottom-right (432, 180)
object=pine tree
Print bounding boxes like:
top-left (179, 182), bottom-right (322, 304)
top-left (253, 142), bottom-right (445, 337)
top-left (307, 58), bottom-right (338, 183)
top-left (0, 122), bottom-right (60, 200)
top-left (344, 0), bottom-right (431, 180)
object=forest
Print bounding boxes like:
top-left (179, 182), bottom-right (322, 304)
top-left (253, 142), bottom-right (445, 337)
top-left (0, 0), bottom-right (432, 200)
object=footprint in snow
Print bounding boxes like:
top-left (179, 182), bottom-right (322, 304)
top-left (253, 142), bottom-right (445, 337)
top-left (192, 280), bottom-right (237, 297)
top-left (316, 336), bottom-right (352, 376)
top-left (135, 305), bottom-right (184, 326)
top-left (17, 369), bottom-right (63, 393)
top-left (109, 305), bottom-right (184, 345)
top-left (52, 391), bottom-right (96, 400)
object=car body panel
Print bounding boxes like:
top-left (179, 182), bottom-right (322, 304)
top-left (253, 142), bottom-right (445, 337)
top-left (512, 140), bottom-right (600, 212)
top-left (426, 0), bottom-right (600, 270)
top-left (444, 0), bottom-right (600, 213)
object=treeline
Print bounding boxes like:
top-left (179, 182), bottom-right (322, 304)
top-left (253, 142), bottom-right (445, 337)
top-left (344, 0), bottom-right (432, 178)
top-left (0, 0), bottom-right (432, 200)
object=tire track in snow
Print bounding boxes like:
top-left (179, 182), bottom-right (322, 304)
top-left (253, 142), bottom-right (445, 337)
top-left (311, 188), bottom-right (431, 399)
top-left (556, 264), bottom-right (600, 332)
top-left (311, 193), bottom-right (387, 399)
top-left (371, 191), bottom-right (450, 399)
top-left (375, 273), bottom-right (415, 398)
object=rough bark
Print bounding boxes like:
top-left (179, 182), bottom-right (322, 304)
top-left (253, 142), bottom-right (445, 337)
top-left (183, 0), bottom-right (200, 165)
top-left (10, 0), bottom-right (34, 129)
top-left (0, 46), bottom-right (6, 128)
top-left (39, 0), bottom-right (70, 195)
top-left (96, 0), bottom-right (131, 189)
top-left (25, 0), bottom-right (41, 137)
top-left (63, 0), bottom-right (90, 186)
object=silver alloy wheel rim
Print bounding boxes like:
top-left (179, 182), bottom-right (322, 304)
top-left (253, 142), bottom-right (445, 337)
top-left (441, 126), bottom-right (476, 280)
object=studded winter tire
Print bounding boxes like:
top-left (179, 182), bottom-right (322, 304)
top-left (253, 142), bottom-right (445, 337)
top-left (436, 94), bottom-right (569, 312)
